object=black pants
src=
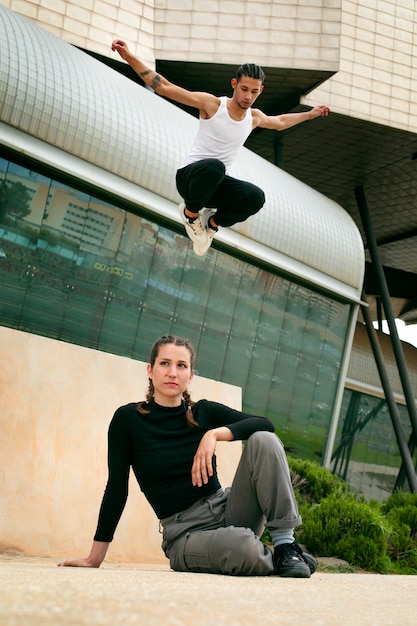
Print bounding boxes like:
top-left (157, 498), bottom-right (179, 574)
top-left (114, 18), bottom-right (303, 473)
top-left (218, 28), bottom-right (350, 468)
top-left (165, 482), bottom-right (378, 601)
top-left (176, 159), bottom-right (265, 227)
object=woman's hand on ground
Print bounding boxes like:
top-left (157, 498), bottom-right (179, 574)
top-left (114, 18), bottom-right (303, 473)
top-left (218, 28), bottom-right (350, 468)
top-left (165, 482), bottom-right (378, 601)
top-left (57, 557), bottom-right (100, 568)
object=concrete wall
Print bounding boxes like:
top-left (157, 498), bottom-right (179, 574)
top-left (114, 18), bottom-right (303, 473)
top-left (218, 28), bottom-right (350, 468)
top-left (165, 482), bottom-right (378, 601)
top-left (153, 0), bottom-right (342, 69)
top-left (1, 0), bottom-right (342, 69)
top-left (0, 326), bottom-right (242, 564)
top-left (303, 0), bottom-right (417, 132)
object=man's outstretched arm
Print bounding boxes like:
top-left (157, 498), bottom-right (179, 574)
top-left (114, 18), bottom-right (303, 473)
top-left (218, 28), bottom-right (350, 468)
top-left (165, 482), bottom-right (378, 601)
top-left (111, 39), bottom-right (219, 114)
top-left (111, 39), bottom-right (169, 91)
top-left (253, 104), bottom-right (330, 131)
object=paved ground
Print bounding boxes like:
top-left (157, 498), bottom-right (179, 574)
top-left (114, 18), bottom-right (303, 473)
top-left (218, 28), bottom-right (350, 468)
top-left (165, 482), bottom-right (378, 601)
top-left (0, 554), bottom-right (415, 626)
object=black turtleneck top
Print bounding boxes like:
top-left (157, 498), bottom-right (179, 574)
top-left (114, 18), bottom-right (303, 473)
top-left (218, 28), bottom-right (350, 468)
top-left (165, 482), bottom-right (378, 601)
top-left (94, 399), bottom-right (274, 542)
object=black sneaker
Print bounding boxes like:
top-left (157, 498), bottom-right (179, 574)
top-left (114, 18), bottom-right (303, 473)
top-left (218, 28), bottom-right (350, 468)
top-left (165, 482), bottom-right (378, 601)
top-left (273, 542), bottom-right (312, 578)
top-left (301, 550), bottom-right (317, 575)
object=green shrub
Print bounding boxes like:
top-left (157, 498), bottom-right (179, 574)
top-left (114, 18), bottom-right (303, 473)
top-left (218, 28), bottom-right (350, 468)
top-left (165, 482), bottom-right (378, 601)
top-left (297, 493), bottom-right (391, 573)
top-left (381, 491), bottom-right (417, 574)
top-left (276, 456), bottom-right (417, 574)
top-left (288, 456), bottom-right (348, 504)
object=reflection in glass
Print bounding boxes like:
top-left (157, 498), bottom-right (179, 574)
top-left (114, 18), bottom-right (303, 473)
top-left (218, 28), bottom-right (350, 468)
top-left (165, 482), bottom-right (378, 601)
top-left (0, 156), bottom-right (351, 465)
top-left (334, 389), bottom-right (415, 501)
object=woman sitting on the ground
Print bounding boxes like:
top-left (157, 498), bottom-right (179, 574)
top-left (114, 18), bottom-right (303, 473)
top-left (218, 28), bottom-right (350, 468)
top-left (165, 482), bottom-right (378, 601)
top-left (59, 334), bottom-right (316, 578)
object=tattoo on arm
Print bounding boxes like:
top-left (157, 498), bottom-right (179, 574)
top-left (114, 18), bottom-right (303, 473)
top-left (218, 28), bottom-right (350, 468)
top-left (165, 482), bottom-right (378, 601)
top-left (150, 74), bottom-right (162, 90)
top-left (139, 70), bottom-right (162, 90)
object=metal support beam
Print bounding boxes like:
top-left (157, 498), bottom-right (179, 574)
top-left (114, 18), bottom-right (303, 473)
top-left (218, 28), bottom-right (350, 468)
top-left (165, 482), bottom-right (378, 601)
top-left (355, 185), bottom-right (417, 449)
top-left (274, 135), bottom-right (284, 169)
top-left (360, 292), bottom-right (417, 492)
top-left (376, 296), bottom-right (383, 331)
top-left (322, 304), bottom-right (359, 469)
top-left (395, 435), bottom-right (416, 490)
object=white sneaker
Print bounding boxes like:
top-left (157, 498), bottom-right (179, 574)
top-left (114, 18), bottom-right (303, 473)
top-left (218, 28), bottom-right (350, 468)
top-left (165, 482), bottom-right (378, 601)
top-left (178, 202), bottom-right (208, 245)
top-left (192, 209), bottom-right (218, 256)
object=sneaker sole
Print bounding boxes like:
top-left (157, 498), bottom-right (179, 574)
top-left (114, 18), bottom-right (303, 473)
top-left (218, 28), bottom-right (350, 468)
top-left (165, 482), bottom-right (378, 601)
top-left (277, 562), bottom-right (311, 578)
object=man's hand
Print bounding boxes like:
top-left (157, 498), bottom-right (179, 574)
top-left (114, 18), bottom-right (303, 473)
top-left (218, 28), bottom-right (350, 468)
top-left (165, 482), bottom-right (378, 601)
top-left (310, 104), bottom-right (330, 118)
top-left (111, 39), bottom-right (131, 62)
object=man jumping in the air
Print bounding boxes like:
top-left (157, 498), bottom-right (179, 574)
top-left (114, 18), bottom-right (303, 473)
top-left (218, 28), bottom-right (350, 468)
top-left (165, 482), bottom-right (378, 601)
top-left (112, 40), bottom-right (330, 256)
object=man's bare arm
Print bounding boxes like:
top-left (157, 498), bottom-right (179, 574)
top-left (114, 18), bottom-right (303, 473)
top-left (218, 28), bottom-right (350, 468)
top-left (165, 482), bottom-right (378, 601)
top-left (111, 39), bottom-right (219, 115)
top-left (253, 104), bottom-right (330, 131)
top-left (138, 68), bottom-right (164, 91)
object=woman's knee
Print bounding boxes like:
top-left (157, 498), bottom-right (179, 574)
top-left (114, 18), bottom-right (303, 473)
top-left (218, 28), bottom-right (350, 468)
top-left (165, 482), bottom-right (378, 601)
top-left (246, 431), bottom-right (283, 453)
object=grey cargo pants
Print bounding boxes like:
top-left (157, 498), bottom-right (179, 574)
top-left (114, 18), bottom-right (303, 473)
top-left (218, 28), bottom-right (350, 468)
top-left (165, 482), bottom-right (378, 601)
top-left (160, 431), bottom-right (301, 576)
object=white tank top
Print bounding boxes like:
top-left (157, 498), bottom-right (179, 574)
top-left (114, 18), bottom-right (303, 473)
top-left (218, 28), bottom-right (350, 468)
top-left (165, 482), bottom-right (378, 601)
top-left (181, 96), bottom-right (253, 174)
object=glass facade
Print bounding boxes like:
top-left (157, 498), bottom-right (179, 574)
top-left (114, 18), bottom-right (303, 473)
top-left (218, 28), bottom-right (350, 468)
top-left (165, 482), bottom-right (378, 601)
top-left (333, 389), bottom-right (414, 501)
top-left (0, 156), bottom-right (352, 460)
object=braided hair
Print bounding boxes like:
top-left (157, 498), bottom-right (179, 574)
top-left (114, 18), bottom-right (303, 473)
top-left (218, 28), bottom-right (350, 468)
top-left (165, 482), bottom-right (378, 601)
top-left (235, 63), bottom-right (265, 84)
top-left (137, 335), bottom-right (198, 427)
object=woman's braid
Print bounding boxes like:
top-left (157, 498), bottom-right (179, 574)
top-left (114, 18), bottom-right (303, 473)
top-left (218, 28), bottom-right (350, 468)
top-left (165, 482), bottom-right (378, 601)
top-left (145, 380), bottom-right (154, 404)
top-left (183, 388), bottom-right (198, 427)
